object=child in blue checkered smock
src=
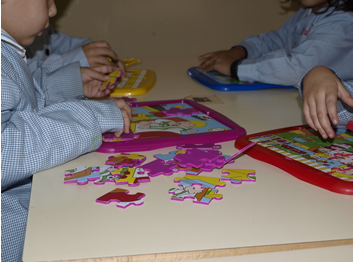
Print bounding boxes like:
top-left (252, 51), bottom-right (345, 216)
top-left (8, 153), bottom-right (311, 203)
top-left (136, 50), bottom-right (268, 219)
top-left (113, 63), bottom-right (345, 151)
top-left (26, 25), bottom-right (126, 75)
top-left (198, 0), bottom-right (353, 87)
top-left (298, 66), bottom-right (353, 139)
top-left (1, 1), bottom-right (131, 261)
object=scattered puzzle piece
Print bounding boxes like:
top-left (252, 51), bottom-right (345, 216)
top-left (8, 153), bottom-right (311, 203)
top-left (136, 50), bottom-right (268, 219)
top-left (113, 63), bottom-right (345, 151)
top-left (169, 185), bottom-right (222, 205)
top-left (96, 188), bottom-right (145, 208)
top-left (221, 169), bottom-right (256, 184)
top-left (174, 148), bottom-right (221, 169)
top-left (139, 159), bottom-right (178, 177)
top-left (111, 167), bottom-right (150, 186)
top-left (101, 69), bottom-right (122, 91)
top-left (174, 174), bottom-right (226, 189)
top-left (64, 166), bottom-right (100, 185)
top-left (176, 143), bottom-right (221, 150)
top-left (153, 150), bottom-right (186, 162)
top-left (106, 153), bottom-right (146, 168)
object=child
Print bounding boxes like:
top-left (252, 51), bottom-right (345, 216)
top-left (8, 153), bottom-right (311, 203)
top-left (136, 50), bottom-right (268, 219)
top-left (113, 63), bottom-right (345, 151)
top-left (299, 66), bottom-right (353, 139)
top-left (198, 0), bottom-right (353, 86)
top-left (1, 1), bottom-right (131, 261)
top-left (26, 24), bottom-right (126, 75)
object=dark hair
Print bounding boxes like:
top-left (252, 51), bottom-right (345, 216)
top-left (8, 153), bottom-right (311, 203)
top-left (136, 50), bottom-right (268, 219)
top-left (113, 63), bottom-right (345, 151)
top-left (282, 0), bottom-right (353, 12)
top-left (319, 0), bottom-right (353, 13)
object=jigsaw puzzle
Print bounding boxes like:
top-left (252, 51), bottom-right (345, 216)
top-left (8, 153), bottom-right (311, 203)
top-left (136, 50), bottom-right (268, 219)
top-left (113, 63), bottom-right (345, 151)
top-left (221, 169), bottom-right (256, 184)
top-left (96, 188), bottom-right (145, 208)
top-left (64, 166), bottom-right (100, 185)
top-left (169, 185), bottom-right (223, 205)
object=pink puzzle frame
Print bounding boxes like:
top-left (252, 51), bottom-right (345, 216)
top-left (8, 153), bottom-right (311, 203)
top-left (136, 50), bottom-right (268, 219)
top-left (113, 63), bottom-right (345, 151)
top-left (97, 99), bottom-right (246, 153)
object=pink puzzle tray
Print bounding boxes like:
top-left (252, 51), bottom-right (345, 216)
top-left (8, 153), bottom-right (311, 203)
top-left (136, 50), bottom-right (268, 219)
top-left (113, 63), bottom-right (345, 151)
top-left (97, 99), bottom-right (246, 153)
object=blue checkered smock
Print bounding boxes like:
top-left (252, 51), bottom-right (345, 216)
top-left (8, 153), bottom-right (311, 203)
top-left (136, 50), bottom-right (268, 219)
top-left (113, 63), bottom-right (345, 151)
top-left (26, 25), bottom-right (91, 67)
top-left (237, 6), bottom-right (353, 86)
top-left (1, 30), bottom-right (123, 262)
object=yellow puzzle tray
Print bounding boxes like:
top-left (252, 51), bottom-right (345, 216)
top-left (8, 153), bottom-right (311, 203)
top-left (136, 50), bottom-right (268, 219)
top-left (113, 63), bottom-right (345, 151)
top-left (109, 68), bottom-right (156, 97)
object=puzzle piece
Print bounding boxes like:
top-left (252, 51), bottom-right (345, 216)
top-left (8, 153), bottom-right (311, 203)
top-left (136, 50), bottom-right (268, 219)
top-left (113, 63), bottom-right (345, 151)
top-left (176, 143), bottom-right (221, 150)
top-left (96, 188), bottom-right (145, 208)
top-left (172, 162), bottom-right (202, 175)
top-left (120, 97), bottom-right (137, 103)
top-left (94, 165), bottom-right (118, 185)
top-left (221, 169), bottom-right (256, 184)
top-left (139, 159), bottom-right (178, 177)
top-left (102, 133), bottom-right (119, 142)
top-left (111, 167), bottom-right (150, 186)
top-left (119, 130), bottom-right (141, 141)
top-left (153, 150), bottom-right (186, 162)
top-left (174, 174), bottom-right (226, 189)
top-left (64, 166), bottom-right (100, 185)
top-left (174, 148), bottom-right (221, 169)
top-left (162, 107), bottom-right (199, 117)
top-left (169, 185), bottom-right (222, 205)
top-left (101, 69), bottom-right (122, 91)
top-left (106, 153), bottom-right (146, 168)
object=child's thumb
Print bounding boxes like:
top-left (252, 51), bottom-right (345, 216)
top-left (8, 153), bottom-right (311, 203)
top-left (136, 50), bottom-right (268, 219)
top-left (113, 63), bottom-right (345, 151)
top-left (90, 69), bottom-right (110, 82)
top-left (338, 84), bottom-right (353, 107)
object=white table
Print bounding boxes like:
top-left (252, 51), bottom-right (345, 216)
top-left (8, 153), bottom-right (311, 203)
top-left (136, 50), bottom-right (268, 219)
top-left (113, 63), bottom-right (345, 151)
top-left (23, 57), bottom-right (353, 262)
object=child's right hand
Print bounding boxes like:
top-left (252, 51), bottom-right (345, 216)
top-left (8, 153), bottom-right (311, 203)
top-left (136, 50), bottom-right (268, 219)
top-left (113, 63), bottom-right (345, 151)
top-left (108, 98), bottom-right (132, 138)
top-left (303, 66), bottom-right (353, 139)
top-left (82, 41), bottom-right (126, 75)
top-left (198, 47), bottom-right (247, 76)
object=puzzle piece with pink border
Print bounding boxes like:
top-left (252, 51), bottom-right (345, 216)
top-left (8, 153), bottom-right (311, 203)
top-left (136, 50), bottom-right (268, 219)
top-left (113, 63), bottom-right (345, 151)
top-left (173, 148), bottom-right (221, 169)
top-left (139, 159), bottom-right (178, 177)
top-left (96, 188), bottom-right (145, 208)
top-left (176, 143), bottom-right (221, 150)
top-left (64, 166), bottom-right (100, 185)
top-left (173, 174), bottom-right (226, 189)
top-left (153, 150), bottom-right (186, 162)
top-left (162, 107), bottom-right (199, 116)
top-left (105, 153), bottom-right (146, 168)
top-left (102, 130), bottom-right (140, 142)
top-left (169, 185), bottom-right (222, 205)
top-left (221, 169), bottom-right (256, 184)
top-left (119, 131), bottom-right (141, 141)
top-left (111, 167), bottom-right (150, 186)
top-left (94, 165), bottom-right (119, 185)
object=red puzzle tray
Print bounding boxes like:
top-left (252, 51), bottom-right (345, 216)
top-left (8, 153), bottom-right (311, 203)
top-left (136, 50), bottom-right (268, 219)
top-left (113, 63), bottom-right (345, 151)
top-left (235, 125), bottom-right (353, 195)
top-left (98, 99), bottom-right (246, 153)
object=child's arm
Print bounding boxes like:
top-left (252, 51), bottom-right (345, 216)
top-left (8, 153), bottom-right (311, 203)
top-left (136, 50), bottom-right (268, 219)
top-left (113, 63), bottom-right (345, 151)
top-left (300, 66), bottom-right (353, 138)
top-left (1, 74), bottom-right (129, 190)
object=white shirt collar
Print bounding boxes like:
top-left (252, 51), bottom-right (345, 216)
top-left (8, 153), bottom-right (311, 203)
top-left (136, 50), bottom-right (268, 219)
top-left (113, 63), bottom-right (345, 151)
top-left (1, 29), bottom-right (27, 63)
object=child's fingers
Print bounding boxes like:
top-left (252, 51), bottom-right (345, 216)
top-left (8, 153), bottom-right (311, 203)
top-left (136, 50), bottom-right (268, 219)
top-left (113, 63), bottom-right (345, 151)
top-left (116, 60), bottom-right (126, 76)
top-left (303, 102), bottom-right (317, 131)
top-left (198, 52), bottom-right (214, 60)
top-left (338, 83), bottom-right (353, 108)
top-left (113, 109), bottom-right (131, 138)
top-left (92, 65), bottom-right (119, 75)
top-left (314, 98), bottom-right (334, 139)
top-left (325, 91), bottom-right (339, 126)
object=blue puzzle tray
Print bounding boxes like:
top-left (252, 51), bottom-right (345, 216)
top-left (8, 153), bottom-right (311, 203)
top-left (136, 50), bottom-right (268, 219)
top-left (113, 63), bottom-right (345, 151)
top-left (187, 67), bottom-right (295, 91)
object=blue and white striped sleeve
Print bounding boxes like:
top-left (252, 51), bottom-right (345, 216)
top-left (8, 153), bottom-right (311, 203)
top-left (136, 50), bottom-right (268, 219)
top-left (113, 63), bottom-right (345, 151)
top-left (1, 75), bottom-right (123, 190)
top-left (237, 13), bottom-right (353, 86)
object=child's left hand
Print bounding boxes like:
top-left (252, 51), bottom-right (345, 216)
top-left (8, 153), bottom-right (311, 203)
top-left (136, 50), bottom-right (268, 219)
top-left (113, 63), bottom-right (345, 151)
top-left (303, 66), bottom-right (353, 139)
top-left (81, 65), bottom-right (118, 98)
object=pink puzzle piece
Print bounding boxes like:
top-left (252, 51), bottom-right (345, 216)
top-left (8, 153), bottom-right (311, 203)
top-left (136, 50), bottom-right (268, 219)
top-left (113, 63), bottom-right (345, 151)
top-left (139, 159), bottom-right (178, 177)
top-left (174, 148), bottom-right (221, 169)
top-left (162, 107), bottom-right (199, 116)
top-left (64, 166), bottom-right (100, 185)
top-left (120, 131), bottom-right (141, 141)
top-left (121, 97), bottom-right (137, 103)
top-left (96, 188), bottom-right (145, 208)
top-left (176, 143), bottom-right (221, 150)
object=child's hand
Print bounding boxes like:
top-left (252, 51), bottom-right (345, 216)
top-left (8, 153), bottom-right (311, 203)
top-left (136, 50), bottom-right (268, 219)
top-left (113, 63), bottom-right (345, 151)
top-left (81, 65), bottom-right (118, 98)
top-left (108, 98), bottom-right (132, 138)
top-left (198, 47), bottom-right (247, 76)
top-left (82, 41), bottom-right (126, 75)
top-left (303, 66), bottom-right (353, 139)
